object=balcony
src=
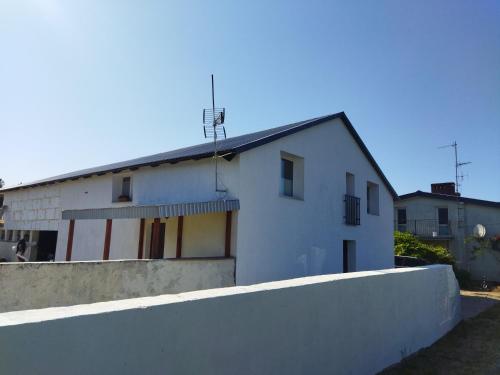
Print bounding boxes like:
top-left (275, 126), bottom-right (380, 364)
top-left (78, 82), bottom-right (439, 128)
top-left (344, 195), bottom-right (360, 226)
top-left (395, 219), bottom-right (452, 239)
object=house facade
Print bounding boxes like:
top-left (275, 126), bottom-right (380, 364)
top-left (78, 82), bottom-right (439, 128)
top-left (0, 112), bottom-right (397, 285)
top-left (395, 183), bottom-right (500, 281)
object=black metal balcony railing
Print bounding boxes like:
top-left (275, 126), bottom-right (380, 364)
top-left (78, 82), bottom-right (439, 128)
top-left (395, 219), bottom-right (452, 238)
top-left (344, 195), bottom-right (360, 226)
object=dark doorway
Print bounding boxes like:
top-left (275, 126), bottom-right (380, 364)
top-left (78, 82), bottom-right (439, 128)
top-left (343, 241), bottom-right (349, 273)
top-left (342, 240), bottom-right (356, 273)
top-left (150, 223), bottom-right (166, 259)
top-left (37, 231), bottom-right (58, 261)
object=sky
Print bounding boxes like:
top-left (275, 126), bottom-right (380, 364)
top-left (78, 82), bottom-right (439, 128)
top-left (1, 0), bottom-right (499, 200)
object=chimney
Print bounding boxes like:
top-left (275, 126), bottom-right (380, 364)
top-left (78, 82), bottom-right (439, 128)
top-left (431, 182), bottom-right (460, 196)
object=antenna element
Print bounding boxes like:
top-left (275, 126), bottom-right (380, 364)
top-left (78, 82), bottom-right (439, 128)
top-left (202, 75), bottom-right (227, 193)
top-left (438, 141), bottom-right (471, 194)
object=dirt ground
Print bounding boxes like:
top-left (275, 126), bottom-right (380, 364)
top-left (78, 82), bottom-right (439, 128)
top-left (379, 286), bottom-right (500, 375)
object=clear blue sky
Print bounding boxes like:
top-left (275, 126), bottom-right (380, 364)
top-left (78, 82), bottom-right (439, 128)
top-left (1, 0), bottom-right (499, 200)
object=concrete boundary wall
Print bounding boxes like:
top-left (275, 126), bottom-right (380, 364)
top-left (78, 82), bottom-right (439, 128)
top-left (0, 258), bottom-right (235, 313)
top-left (0, 265), bottom-right (460, 375)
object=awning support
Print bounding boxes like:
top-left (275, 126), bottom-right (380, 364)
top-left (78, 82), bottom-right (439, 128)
top-left (176, 216), bottom-right (184, 258)
top-left (65, 219), bottom-right (75, 261)
top-left (102, 219), bottom-right (112, 260)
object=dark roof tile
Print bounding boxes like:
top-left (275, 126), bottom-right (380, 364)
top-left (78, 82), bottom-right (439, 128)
top-left (1, 112), bottom-right (398, 198)
top-left (398, 191), bottom-right (500, 208)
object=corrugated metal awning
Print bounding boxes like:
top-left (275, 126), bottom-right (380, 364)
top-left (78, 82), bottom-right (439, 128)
top-left (62, 199), bottom-right (240, 220)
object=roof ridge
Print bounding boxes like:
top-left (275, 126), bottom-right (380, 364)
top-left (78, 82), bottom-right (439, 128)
top-left (0, 111), bottom-right (398, 200)
top-left (1, 114), bottom-right (337, 191)
top-left (399, 191), bottom-right (500, 207)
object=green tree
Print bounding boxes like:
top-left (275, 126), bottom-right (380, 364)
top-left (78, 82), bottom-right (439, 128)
top-left (394, 231), bottom-right (455, 265)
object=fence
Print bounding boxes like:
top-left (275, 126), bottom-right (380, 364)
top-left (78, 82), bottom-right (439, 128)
top-left (395, 219), bottom-right (451, 237)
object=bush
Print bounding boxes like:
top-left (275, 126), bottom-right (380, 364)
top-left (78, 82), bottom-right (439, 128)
top-left (394, 231), bottom-right (455, 265)
top-left (394, 231), bottom-right (473, 288)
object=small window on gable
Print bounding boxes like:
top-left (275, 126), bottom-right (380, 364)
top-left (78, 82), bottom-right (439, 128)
top-left (280, 151), bottom-right (304, 200)
top-left (281, 158), bottom-right (294, 197)
top-left (122, 177), bottom-right (131, 198)
top-left (112, 175), bottom-right (133, 203)
top-left (367, 181), bottom-right (379, 215)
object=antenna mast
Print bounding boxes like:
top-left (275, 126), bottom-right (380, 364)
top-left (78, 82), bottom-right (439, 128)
top-left (203, 75), bottom-right (227, 193)
top-left (438, 141), bottom-right (471, 194)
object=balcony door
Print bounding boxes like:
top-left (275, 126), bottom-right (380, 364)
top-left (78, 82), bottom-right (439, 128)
top-left (437, 208), bottom-right (449, 236)
top-left (397, 208), bottom-right (407, 232)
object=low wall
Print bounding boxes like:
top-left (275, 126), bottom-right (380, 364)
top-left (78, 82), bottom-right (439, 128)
top-left (0, 241), bottom-right (16, 261)
top-left (0, 265), bottom-right (460, 375)
top-left (0, 257), bottom-right (235, 313)
top-left (469, 250), bottom-right (500, 282)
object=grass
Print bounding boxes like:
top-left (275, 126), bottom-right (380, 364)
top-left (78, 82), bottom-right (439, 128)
top-left (380, 287), bottom-right (500, 375)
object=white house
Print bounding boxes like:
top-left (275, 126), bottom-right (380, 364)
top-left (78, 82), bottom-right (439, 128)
top-left (0, 112), bottom-right (397, 285)
top-left (395, 183), bottom-right (500, 281)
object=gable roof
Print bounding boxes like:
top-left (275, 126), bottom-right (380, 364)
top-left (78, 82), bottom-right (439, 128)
top-left (1, 112), bottom-right (398, 198)
top-left (398, 191), bottom-right (500, 209)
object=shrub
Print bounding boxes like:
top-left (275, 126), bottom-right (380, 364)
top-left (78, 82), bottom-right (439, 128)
top-left (394, 231), bottom-right (473, 288)
top-left (394, 231), bottom-right (455, 265)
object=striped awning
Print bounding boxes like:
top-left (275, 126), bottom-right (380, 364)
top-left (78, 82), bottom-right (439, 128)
top-left (62, 199), bottom-right (240, 220)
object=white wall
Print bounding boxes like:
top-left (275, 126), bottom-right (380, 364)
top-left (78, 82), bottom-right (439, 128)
top-left (0, 265), bottom-right (460, 375)
top-left (0, 258), bottom-right (235, 313)
top-left (2, 186), bottom-right (61, 231)
top-left (236, 118), bottom-right (394, 285)
top-left (464, 204), bottom-right (500, 281)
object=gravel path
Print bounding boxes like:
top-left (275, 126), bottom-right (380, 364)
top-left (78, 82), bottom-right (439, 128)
top-left (461, 290), bottom-right (500, 319)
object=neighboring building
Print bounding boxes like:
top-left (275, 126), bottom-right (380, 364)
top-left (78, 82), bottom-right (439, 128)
top-left (0, 112), bottom-right (397, 285)
top-left (396, 183), bottom-right (500, 281)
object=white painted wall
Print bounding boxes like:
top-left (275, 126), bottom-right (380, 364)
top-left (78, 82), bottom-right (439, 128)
top-left (0, 265), bottom-right (460, 375)
top-left (463, 204), bottom-right (500, 281)
top-left (236, 118), bottom-right (394, 284)
top-left (2, 186), bottom-right (61, 231)
top-left (0, 258), bottom-right (235, 313)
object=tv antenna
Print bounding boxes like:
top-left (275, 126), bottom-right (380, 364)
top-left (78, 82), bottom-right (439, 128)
top-left (438, 141), bottom-right (471, 194)
top-left (203, 75), bottom-right (227, 193)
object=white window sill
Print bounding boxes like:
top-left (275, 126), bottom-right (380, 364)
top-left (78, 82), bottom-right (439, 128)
top-left (111, 200), bottom-right (134, 205)
top-left (279, 194), bottom-right (304, 202)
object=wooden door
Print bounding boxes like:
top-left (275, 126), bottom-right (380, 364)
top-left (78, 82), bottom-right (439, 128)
top-left (150, 222), bottom-right (166, 259)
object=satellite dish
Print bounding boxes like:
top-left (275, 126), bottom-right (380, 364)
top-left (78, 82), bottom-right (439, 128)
top-left (473, 224), bottom-right (486, 238)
